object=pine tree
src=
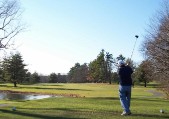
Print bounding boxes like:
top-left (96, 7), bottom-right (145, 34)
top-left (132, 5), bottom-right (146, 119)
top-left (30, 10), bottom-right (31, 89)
top-left (49, 73), bottom-right (58, 83)
top-left (2, 53), bottom-right (27, 87)
top-left (88, 49), bottom-right (114, 83)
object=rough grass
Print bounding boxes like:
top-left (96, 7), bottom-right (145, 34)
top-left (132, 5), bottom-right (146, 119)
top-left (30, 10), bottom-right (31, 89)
top-left (0, 83), bottom-right (169, 119)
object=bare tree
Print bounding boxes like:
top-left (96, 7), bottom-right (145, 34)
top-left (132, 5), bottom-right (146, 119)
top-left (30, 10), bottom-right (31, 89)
top-left (0, 0), bottom-right (24, 49)
top-left (141, 1), bottom-right (169, 96)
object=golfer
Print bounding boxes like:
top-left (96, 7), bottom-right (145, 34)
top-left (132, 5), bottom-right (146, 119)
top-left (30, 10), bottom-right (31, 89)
top-left (117, 60), bottom-right (133, 116)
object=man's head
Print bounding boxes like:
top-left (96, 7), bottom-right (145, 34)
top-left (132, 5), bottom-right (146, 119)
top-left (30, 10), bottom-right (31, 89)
top-left (118, 60), bottom-right (125, 66)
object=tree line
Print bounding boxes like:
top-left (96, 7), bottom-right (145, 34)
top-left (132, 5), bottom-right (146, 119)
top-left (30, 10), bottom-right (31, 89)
top-left (68, 50), bottom-right (114, 83)
top-left (0, 50), bottom-right (151, 87)
top-left (0, 52), bottom-right (68, 87)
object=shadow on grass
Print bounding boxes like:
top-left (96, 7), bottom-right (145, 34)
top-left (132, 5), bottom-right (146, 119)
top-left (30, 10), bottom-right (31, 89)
top-left (0, 84), bottom-right (14, 87)
top-left (90, 97), bottom-right (119, 101)
top-left (131, 113), bottom-right (169, 119)
top-left (138, 83), bottom-right (161, 88)
top-left (0, 83), bottom-right (64, 87)
top-left (39, 84), bottom-right (64, 86)
top-left (18, 107), bottom-right (86, 111)
top-left (0, 109), bottom-right (85, 119)
top-left (131, 97), bottom-right (169, 103)
top-left (92, 97), bottom-right (169, 103)
top-left (29, 87), bottom-right (92, 91)
top-left (14, 107), bottom-right (169, 119)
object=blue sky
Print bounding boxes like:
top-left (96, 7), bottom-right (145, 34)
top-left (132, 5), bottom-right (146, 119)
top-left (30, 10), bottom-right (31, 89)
top-left (14, 0), bottom-right (161, 75)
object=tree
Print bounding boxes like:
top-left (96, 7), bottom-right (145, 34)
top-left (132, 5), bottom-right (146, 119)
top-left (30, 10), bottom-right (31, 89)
top-left (88, 49), bottom-right (114, 83)
top-left (141, 1), bottom-right (169, 95)
top-left (24, 71), bottom-right (31, 83)
top-left (125, 58), bottom-right (135, 69)
top-left (116, 54), bottom-right (125, 61)
top-left (57, 73), bottom-right (67, 83)
top-left (76, 63), bottom-right (88, 83)
top-left (105, 52), bottom-right (113, 84)
top-left (96, 49), bottom-right (107, 82)
top-left (2, 53), bottom-right (27, 87)
top-left (87, 59), bottom-right (100, 82)
top-left (114, 54), bottom-right (126, 68)
top-left (88, 49), bottom-right (106, 83)
top-left (68, 63), bottom-right (88, 83)
top-left (0, 59), bottom-right (4, 81)
top-left (30, 72), bottom-right (40, 84)
top-left (134, 60), bottom-right (153, 87)
top-left (0, 0), bottom-right (24, 49)
top-left (68, 63), bottom-right (80, 83)
top-left (49, 73), bottom-right (58, 83)
top-left (111, 72), bottom-right (119, 83)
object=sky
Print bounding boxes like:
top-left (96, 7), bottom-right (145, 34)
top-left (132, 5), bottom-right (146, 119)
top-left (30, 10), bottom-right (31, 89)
top-left (9, 0), bottom-right (162, 75)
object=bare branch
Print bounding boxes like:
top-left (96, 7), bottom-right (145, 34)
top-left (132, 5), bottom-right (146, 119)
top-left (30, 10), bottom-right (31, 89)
top-left (0, 0), bottom-right (24, 50)
top-left (142, 1), bottom-right (169, 93)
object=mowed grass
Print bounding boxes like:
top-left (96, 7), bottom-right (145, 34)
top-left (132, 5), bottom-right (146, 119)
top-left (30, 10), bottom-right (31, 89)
top-left (0, 83), bottom-right (169, 119)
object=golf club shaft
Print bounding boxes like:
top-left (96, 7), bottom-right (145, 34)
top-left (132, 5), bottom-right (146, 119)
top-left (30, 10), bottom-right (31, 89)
top-left (130, 35), bottom-right (138, 60)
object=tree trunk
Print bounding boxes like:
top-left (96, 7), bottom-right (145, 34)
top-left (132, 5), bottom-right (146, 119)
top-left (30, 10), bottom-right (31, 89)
top-left (14, 81), bottom-right (17, 87)
top-left (144, 80), bottom-right (147, 87)
top-left (108, 71), bottom-right (111, 84)
top-left (109, 79), bottom-right (111, 84)
top-left (132, 81), bottom-right (135, 88)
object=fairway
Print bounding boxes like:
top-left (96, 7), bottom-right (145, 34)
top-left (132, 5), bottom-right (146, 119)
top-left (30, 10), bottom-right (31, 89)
top-left (0, 83), bottom-right (168, 119)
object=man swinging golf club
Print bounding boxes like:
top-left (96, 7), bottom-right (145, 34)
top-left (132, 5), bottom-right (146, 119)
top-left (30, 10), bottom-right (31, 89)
top-left (118, 60), bottom-right (133, 116)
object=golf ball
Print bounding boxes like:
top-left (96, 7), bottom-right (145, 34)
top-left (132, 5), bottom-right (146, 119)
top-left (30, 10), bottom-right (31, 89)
top-left (160, 109), bottom-right (164, 113)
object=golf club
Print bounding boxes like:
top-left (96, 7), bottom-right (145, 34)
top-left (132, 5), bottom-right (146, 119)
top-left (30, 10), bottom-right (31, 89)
top-left (130, 35), bottom-right (139, 60)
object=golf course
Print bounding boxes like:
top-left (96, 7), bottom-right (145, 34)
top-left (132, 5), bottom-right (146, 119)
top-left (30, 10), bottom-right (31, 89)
top-left (0, 83), bottom-right (168, 119)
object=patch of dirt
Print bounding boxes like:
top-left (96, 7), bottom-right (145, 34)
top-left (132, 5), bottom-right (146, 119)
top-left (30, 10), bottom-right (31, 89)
top-left (0, 104), bottom-right (10, 107)
top-left (147, 90), bottom-right (165, 98)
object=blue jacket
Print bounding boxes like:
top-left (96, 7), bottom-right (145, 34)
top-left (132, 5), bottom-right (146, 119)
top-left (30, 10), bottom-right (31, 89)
top-left (118, 65), bottom-right (133, 86)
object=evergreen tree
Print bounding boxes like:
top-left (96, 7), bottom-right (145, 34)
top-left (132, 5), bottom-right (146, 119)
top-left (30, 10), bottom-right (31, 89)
top-left (49, 73), bottom-right (58, 83)
top-left (24, 72), bottom-right (32, 83)
top-left (30, 72), bottom-right (40, 84)
top-left (116, 54), bottom-right (125, 61)
top-left (68, 63), bottom-right (88, 83)
top-left (114, 54), bottom-right (126, 68)
top-left (88, 49), bottom-right (114, 83)
top-left (87, 59), bottom-right (100, 82)
top-left (2, 53), bottom-right (27, 87)
top-left (88, 49), bottom-right (106, 82)
top-left (105, 52), bottom-right (113, 84)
